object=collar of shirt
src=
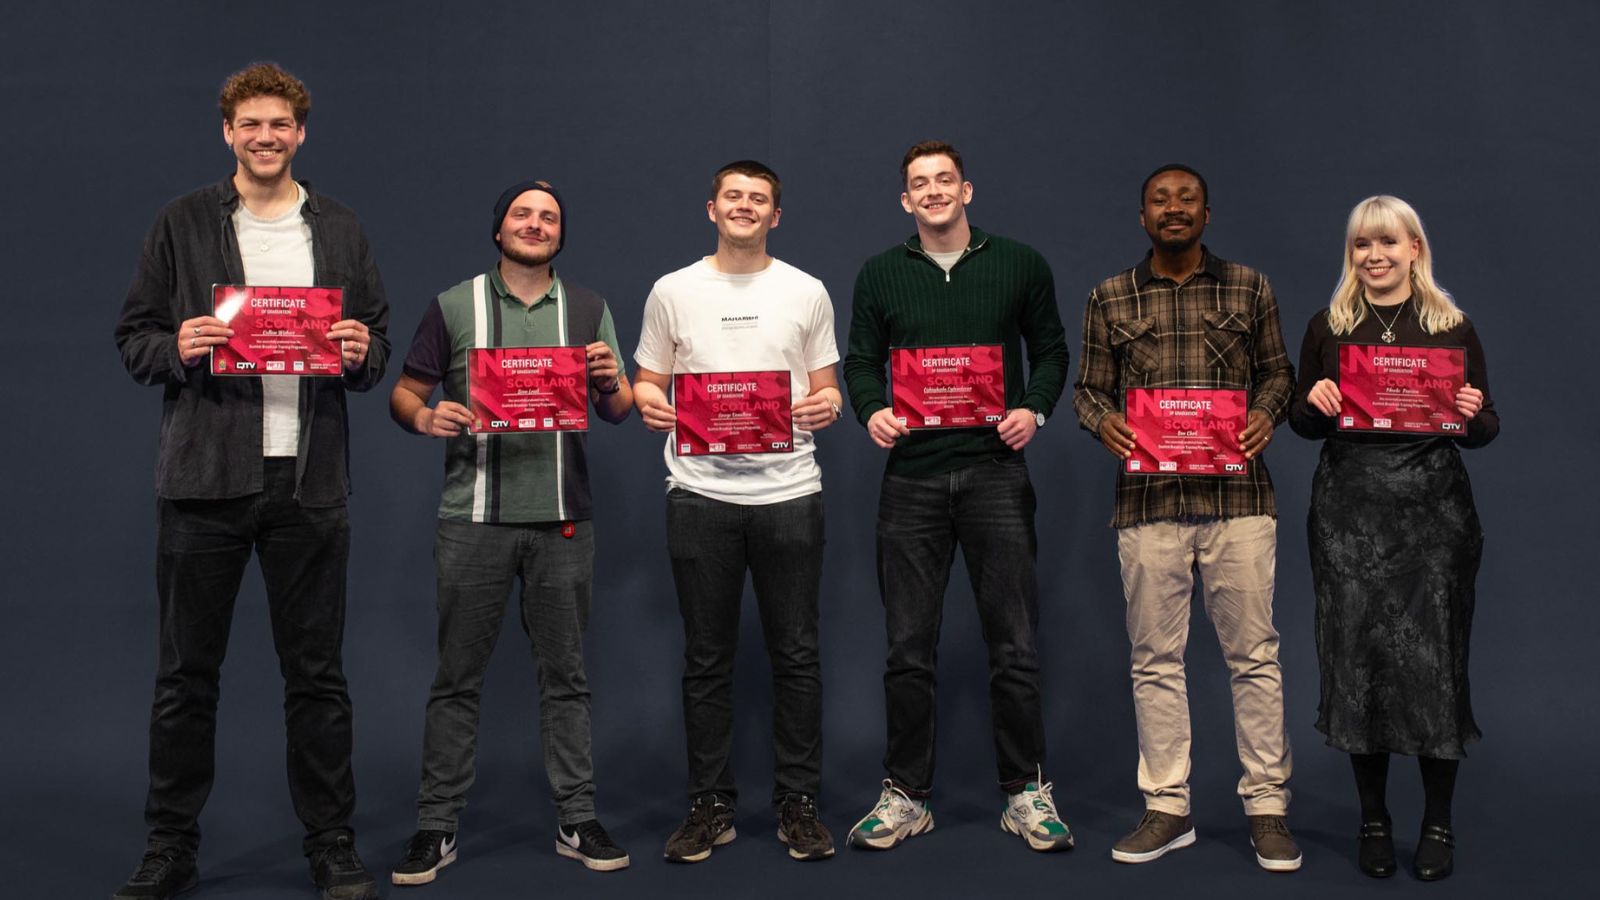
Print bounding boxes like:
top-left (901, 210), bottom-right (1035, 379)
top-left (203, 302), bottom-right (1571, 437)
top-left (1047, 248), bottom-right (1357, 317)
top-left (489, 265), bottom-right (561, 308)
top-left (1133, 245), bottom-right (1226, 287)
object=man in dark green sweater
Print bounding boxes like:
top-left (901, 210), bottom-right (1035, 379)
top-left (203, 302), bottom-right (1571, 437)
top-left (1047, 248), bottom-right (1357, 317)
top-left (841, 141), bottom-right (1073, 853)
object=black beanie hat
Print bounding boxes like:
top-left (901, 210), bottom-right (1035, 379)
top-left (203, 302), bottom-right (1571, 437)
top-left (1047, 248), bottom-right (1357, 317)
top-left (492, 180), bottom-right (565, 258)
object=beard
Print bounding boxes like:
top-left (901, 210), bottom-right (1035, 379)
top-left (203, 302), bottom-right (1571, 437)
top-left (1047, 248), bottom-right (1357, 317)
top-left (501, 240), bottom-right (557, 267)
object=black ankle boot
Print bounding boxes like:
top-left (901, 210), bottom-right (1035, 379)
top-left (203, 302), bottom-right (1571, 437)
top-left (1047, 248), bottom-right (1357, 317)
top-left (1357, 819), bottom-right (1396, 877)
top-left (1413, 823), bottom-right (1454, 880)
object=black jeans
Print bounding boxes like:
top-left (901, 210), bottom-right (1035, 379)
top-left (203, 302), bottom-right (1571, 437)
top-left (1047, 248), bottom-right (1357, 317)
top-left (666, 488), bottom-right (824, 806)
top-left (876, 456), bottom-right (1046, 793)
top-left (146, 459), bottom-right (356, 856)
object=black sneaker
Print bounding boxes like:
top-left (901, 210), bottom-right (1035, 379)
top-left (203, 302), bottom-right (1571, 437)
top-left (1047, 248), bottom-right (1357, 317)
top-left (777, 793), bottom-right (835, 861)
top-left (557, 819), bottom-right (631, 871)
top-left (663, 793), bottom-right (736, 863)
top-left (309, 836), bottom-right (379, 900)
top-left (391, 829), bottom-right (457, 886)
top-left (111, 847), bottom-right (197, 899)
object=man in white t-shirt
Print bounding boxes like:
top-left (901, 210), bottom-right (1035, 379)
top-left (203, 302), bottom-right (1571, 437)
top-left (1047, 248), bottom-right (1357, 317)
top-left (633, 160), bottom-right (842, 864)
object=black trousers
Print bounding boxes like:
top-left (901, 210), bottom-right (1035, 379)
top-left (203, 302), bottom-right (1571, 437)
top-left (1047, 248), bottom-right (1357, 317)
top-left (145, 459), bottom-right (356, 857)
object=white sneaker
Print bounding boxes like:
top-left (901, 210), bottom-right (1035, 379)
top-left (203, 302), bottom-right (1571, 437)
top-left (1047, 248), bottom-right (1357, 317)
top-left (1001, 780), bottom-right (1075, 851)
top-left (848, 779), bottom-right (934, 850)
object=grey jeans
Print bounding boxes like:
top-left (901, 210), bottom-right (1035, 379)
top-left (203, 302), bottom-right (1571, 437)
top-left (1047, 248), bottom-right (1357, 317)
top-left (416, 518), bottom-right (597, 830)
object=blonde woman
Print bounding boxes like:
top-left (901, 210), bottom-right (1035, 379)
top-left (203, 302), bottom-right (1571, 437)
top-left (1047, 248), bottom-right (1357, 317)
top-left (1289, 196), bottom-right (1498, 881)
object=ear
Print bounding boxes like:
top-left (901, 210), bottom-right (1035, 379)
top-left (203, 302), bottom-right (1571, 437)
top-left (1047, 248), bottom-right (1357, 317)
top-left (769, 207), bottom-right (781, 230)
top-left (960, 181), bottom-right (973, 205)
top-left (900, 192), bottom-right (914, 215)
top-left (222, 118), bottom-right (233, 144)
top-left (1408, 236), bottom-right (1421, 260)
top-left (706, 199), bottom-right (717, 224)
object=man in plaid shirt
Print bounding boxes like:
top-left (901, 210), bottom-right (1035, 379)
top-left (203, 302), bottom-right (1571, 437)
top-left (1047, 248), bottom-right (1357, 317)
top-left (1072, 164), bottom-right (1301, 872)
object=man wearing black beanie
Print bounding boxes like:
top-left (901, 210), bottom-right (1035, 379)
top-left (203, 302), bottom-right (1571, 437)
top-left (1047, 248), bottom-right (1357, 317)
top-left (388, 179), bottom-right (635, 883)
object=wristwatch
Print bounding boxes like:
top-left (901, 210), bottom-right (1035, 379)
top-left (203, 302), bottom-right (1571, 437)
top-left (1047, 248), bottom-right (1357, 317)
top-left (829, 400), bottom-right (842, 420)
top-left (1027, 408), bottom-right (1045, 428)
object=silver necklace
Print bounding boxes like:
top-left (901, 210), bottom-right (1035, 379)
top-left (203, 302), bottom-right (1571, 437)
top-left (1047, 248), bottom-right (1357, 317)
top-left (1366, 299), bottom-right (1406, 343)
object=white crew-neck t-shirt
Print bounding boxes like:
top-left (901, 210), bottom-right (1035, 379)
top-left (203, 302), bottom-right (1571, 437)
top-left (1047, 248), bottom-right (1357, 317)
top-left (635, 257), bottom-right (839, 505)
top-left (233, 183), bottom-right (313, 457)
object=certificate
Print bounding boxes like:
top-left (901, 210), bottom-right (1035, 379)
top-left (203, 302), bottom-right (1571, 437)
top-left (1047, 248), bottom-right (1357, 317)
top-left (1123, 387), bottom-right (1249, 477)
top-left (467, 346), bottom-right (589, 433)
top-left (211, 285), bottom-right (343, 376)
top-left (889, 344), bottom-right (1006, 429)
top-left (1337, 343), bottom-right (1466, 435)
top-left (674, 370), bottom-right (793, 456)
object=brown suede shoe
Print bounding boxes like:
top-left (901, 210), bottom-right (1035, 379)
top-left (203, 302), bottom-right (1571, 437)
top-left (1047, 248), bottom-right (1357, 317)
top-left (1110, 810), bottom-right (1195, 863)
top-left (1248, 815), bottom-right (1303, 872)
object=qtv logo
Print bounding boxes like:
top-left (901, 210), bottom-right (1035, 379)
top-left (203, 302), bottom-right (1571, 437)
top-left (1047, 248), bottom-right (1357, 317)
top-left (770, 441), bottom-right (790, 450)
top-left (489, 419), bottom-right (511, 428)
top-left (1224, 463), bottom-right (1245, 473)
top-left (1441, 421), bottom-right (1463, 432)
top-left (235, 361), bottom-right (258, 371)
top-left (985, 414), bottom-right (1003, 423)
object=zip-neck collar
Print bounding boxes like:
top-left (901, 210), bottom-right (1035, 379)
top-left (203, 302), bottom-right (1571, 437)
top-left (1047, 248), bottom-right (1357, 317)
top-left (904, 226), bottom-right (990, 282)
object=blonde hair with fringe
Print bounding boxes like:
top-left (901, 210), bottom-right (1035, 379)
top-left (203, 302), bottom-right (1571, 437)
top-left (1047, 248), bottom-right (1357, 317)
top-left (1328, 195), bottom-right (1463, 335)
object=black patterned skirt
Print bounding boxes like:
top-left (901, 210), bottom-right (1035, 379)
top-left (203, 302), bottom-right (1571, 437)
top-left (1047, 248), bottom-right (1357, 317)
top-left (1308, 439), bottom-right (1484, 758)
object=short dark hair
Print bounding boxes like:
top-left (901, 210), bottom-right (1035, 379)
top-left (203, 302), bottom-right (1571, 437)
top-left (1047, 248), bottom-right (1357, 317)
top-left (1141, 163), bottom-right (1208, 206)
top-left (901, 140), bottom-right (964, 186)
top-left (219, 62), bottom-right (310, 123)
top-left (711, 160), bottom-right (781, 208)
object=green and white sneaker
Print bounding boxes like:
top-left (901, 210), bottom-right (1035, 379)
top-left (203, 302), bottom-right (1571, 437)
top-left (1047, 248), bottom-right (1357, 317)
top-left (1001, 780), bottom-right (1074, 852)
top-left (848, 779), bottom-right (934, 850)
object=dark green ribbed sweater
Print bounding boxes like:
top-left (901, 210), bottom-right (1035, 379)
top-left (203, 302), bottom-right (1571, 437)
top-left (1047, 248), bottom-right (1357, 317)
top-left (844, 227), bottom-right (1069, 477)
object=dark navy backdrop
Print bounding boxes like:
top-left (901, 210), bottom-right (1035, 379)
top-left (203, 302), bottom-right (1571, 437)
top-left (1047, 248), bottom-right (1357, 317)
top-left (5, 1), bottom-right (1595, 897)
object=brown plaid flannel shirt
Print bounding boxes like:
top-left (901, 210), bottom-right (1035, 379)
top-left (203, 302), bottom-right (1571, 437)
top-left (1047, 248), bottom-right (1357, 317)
top-left (1072, 249), bottom-right (1294, 527)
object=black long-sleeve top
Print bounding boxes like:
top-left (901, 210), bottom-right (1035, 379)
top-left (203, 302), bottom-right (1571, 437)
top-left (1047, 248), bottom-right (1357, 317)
top-left (1290, 299), bottom-right (1498, 449)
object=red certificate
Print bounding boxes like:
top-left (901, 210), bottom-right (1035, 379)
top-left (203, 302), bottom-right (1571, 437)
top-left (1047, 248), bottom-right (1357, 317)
top-left (467, 346), bottom-right (589, 433)
top-left (211, 285), bottom-right (343, 376)
top-left (1123, 387), bottom-right (1249, 477)
top-left (673, 371), bottom-right (793, 456)
top-left (1337, 344), bottom-right (1466, 435)
top-left (889, 344), bottom-right (1006, 429)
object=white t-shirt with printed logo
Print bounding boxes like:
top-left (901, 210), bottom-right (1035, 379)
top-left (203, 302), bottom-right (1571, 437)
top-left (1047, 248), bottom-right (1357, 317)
top-left (634, 257), bottom-right (839, 505)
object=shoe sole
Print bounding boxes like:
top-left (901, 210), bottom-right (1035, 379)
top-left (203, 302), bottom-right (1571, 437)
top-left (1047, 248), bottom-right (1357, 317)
top-left (847, 810), bottom-right (934, 850)
top-left (556, 842), bottom-right (631, 872)
top-left (1111, 827), bottom-right (1196, 863)
top-left (776, 827), bottom-right (837, 861)
top-left (391, 848), bottom-right (457, 885)
top-left (1000, 812), bottom-right (1075, 851)
top-left (1252, 843), bottom-right (1303, 873)
top-left (663, 826), bottom-right (736, 863)
top-left (113, 870), bottom-right (199, 899)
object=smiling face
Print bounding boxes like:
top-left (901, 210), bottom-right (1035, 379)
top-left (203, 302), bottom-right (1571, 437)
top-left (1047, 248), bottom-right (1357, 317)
top-left (1351, 226), bottom-right (1420, 303)
top-left (706, 173), bottom-right (780, 250)
top-left (496, 189), bottom-right (563, 267)
top-left (223, 95), bottom-right (303, 186)
top-left (1139, 170), bottom-right (1209, 251)
top-left (900, 153), bottom-right (972, 232)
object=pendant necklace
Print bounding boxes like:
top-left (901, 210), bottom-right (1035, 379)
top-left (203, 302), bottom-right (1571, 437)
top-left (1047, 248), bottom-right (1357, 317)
top-left (1366, 298), bottom-right (1406, 344)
